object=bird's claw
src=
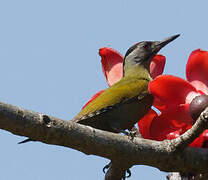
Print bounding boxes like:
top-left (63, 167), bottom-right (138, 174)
top-left (103, 163), bottom-right (110, 173)
top-left (103, 162), bottom-right (131, 179)
top-left (126, 169), bottom-right (131, 178)
top-left (128, 126), bottom-right (141, 140)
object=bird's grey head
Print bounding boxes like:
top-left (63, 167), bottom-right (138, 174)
top-left (123, 34), bottom-right (180, 76)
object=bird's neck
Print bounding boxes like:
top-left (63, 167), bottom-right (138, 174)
top-left (124, 64), bottom-right (152, 81)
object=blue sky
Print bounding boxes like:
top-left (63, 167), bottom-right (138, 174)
top-left (0, 0), bottom-right (207, 179)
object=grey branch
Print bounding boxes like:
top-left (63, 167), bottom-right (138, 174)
top-left (0, 101), bottom-right (208, 179)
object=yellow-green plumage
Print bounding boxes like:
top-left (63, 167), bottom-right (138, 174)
top-left (76, 66), bottom-right (151, 117)
top-left (72, 66), bottom-right (153, 133)
top-left (77, 77), bottom-right (149, 117)
top-left (72, 34), bottom-right (179, 133)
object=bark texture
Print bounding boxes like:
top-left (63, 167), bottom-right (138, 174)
top-left (0, 101), bottom-right (208, 179)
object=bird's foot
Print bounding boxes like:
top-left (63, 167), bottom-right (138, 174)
top-left (103, 163), bottom-right (111, 173)
top-left (128, 126), bottom-right (141, 141)
top-left (126, 169), bottom-right (131, 178)
top-left (103, 162), bottom-right (131, 179)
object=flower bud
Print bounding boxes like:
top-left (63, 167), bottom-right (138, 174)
top-left (189, 95), bottom-right (208, 121)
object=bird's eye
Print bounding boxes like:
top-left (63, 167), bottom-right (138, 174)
top-left (143, 42), bottom-right (151, 50)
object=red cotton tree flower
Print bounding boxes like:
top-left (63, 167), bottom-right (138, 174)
top-left (138, 49), bottom-right (208, 148)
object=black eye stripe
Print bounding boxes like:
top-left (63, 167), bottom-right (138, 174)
top-left (144, 42), bottom-right (151, 49)
top-left (124, 42), bottom-right (140, 59)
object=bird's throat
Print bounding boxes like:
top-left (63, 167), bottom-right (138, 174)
top-left (124, 64), bottom-right (152, 81)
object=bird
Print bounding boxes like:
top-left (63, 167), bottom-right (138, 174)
top-left (72, 34), bottom-right (180, 134)
top-left (18, 34), bottom-right (179, 144)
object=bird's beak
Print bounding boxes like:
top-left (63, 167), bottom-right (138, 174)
top-left (153, 34), bottom-right (180, 53)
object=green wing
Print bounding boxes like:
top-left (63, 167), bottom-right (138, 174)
top-left (75, 76), bottom-right (150, 119)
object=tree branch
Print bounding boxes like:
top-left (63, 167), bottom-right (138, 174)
top-left (0, 101), bottom-right (208, 179)
top-left (167, 107), bottom-right (208, 152)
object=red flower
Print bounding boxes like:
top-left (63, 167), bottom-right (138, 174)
top-left (82, 47), bottom-right (166, 109)
top-left (138, 49), bottom-right (208, 148)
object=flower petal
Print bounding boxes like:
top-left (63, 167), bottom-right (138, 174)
top-left (138, 109), bottom-right (157, 139)
top-left (190, 133), bottom-right (204, 148)
top-left (149, 75), bottom-right (198, 105)
top-left (202, 130), bottom-right (208, 148)
top-left (152, 97), bottom-right (166, 111)
top-left (138, 106), bottom-right (192, 140)
top-left (166, 131), bottom-right (180, 140)
top-left (99, 47), bottom-right (123, 86)
top-left (163, 104), bottom-right (193, 126)
top-left (150, 54), bottom-right (166, 79)
top-left (190, 80), bottom-right (208, 95)
top-left (82, 90), bottom-right (105, 109)
top-left (165, 127), bottom-right (204, 147)
top-left (150, 112), bottom-right (180, 141)
top-left (159, 125), bottom-right (207, 148)
top-left (187, 129), bottom-right (208, 148)
top-left (186, 49), bottom-right (208, 87)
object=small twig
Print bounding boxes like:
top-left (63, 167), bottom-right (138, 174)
top-left (164, 107), bottom-right (208, 153)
